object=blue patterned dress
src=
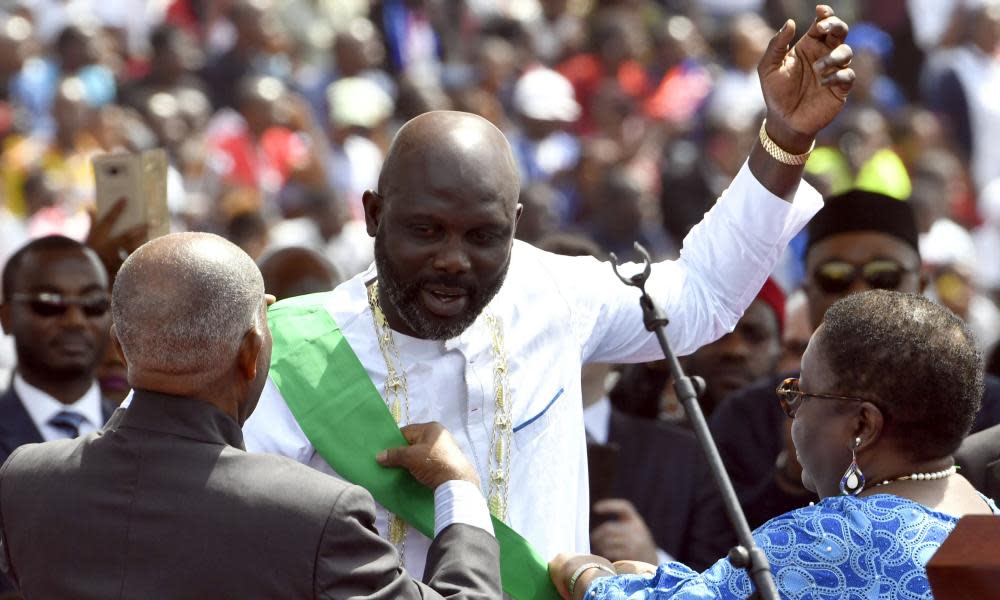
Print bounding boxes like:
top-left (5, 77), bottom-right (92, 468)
top-left (586, 493), bottom-right (1000, 600)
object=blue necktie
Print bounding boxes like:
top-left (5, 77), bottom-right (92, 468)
top-left (49, 411), bottom-right (86, 439)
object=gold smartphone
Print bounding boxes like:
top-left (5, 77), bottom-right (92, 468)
top-left (93, 149), bottom-right (169, 241)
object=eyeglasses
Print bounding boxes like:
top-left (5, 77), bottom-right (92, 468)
top-left (8, 292), bottom-right (111, 318)
top-left (812, 259), bottom-right (912, 295)
top-left (775, 377), bottom-right (869, 418)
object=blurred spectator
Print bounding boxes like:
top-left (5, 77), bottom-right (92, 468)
top-left (660, 93), bottom-right (758, 244)
top-left (923, 0), bottom-right (1000, 192)
top-left (644, 15), bottom-right (713, 128)
top-left (584, 167), bottom-right (673, 262)
top-left (324, 76), bottom-right (393, 218)
top-left (258, 245), bottom-right (342, 301)
top-left (10, 23), bottom-right (116, 137)
top-left (558, 9), bottom-right (651, 135)
top-left (373, 0), bottom-right (446, 77)
top-left (707, 14), bottom-right (770, 127)
top-left (844, 22), bottom-right (906, 115)
top-left (776, 288), bottom-right (812, 374)
top-left (200, 0), bottom-right (289, 110)
top-left (921, 219), bottom-right (1000, 355)
top-left (0, 236), bottom-right (117, 463)
top-left (120, 24), bottom-right (205, 111)
top-left (610, 278), bottom-right (784, 422)
top-left (889, 106), bottom-right (948, 172)
top-left (300, 18), bottom-right (394, 122)
top-left (2, 77), bottom-right (103, 233)
top-left (974, 178), bottom-right (1000, 300)
top-left (806, 106), bottom-right (911, 200)
top-left (509, 67), bottom-right (581, 185)
top-left (204, 75), bottom-right (318, 208)
top-left (522, 0), bottom-right (585, 66)
top-left (516, 182), bottom-right (561, 244)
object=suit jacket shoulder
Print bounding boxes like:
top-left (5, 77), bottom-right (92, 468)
top-left (956, 423), bottom-right (1000, 499)
top-left (0, 388), bottom-right (42, 466)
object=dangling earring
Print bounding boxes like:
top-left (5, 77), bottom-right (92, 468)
top-left (840, 436), bottom-right (866, 496)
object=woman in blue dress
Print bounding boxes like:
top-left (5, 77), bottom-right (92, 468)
top-left (551, 291), bottom-right (1000, 600)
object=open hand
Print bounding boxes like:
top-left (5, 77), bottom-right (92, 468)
top-left (86, 197), bottom-right (147, 277)
top-left (549, 553), bottom-right (615, 600)
top-left (376, 422), bottom-right (480, 490)
top-left (591, 499), bottom-right (659, 564)
top-left (759, 5), bottom-right (855, 152)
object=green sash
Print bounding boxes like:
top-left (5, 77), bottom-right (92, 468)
top-left (267, 294), bottom-right (560, 600)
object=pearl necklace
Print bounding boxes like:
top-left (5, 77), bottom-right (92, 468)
top-left (872, 465), bottom-right (958, 488)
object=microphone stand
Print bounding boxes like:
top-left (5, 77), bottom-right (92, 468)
top-left (609, 243), bottom-right (780, 600)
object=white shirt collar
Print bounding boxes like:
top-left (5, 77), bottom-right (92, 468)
top-left (582, 395), bottom-right (612, 445)
top-left (13, 374), bottom-right (103, 439)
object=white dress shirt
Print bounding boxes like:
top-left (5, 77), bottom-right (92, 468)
top-left (13, 375), bottom-right (103, 440)
top-left (582, 396), bottom-right (612, 445)
top-left (243, 161), bottom-right (822, 577)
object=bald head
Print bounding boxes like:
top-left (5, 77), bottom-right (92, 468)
top-left (378, 111), bottom-right (521, 210)
top-left (112, 233), bottom-right (265, 379)
top-left (258, 246), bottom-right (342, 301)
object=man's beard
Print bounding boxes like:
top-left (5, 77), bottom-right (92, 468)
top-left (16, 338), bottom-right (103, 383)
top-left (374, 234), bottom-right (510, 340)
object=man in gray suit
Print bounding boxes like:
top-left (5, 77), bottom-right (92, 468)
top-left (0, 232), bottom-right (500, 599)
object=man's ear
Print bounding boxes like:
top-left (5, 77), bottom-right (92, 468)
top-left (237, 327), bottom-right (264, 383)
top-left (109, 324), bottom-right (127, 366)
top-left (0, 301), bottom-right (9, 335)
top-left (362, 190), bottom-right (383, 238)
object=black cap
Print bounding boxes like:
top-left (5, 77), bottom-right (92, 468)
top-left (807, 189), bottom-right (919, 254)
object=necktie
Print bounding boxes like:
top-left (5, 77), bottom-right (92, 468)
top-left (49, 410), bottom-right (86, 439)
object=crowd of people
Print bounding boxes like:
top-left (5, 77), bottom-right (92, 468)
top-left (0, 0), bottom-right (999, 599)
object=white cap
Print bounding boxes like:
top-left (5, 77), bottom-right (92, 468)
top-left (326, 77), bottom-right (394, 129)
top-left (513, 68), bottom-right (581, 123)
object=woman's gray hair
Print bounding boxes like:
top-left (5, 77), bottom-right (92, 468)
top-left (112, 233), bottom-right (265, 377)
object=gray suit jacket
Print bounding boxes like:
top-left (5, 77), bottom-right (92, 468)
top-left (0, 390), bottom-right (500, 599)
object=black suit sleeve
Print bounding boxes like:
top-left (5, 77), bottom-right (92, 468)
top-left (955, 424), bottom-right (1000, 500)
top-left (0, 447), bottom-right (24, 592)
top-left (680, 455), bottom-right (736, 571)
top-left (314, 484), bottom-right (501, 600)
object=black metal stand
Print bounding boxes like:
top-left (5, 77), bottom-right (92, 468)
top-left (609, 243), bottom-right (780, 600)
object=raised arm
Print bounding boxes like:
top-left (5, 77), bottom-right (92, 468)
top-left (750, 4), bottom-right (854, 198)
top-left (561, 5), bottom-right (854, 364)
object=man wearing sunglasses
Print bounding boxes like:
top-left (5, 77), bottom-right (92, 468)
top-left (0, 236), bottom-right (117, 467)
top-left (710, 189), bottom-right (1000, 529)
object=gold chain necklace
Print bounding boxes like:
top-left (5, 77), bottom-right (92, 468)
top-left (367, 282), bottom-right (412, 561)
top-left (367, 282), bottom-right (514, 529)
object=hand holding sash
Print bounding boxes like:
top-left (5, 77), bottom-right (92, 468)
top-left (377, 422), bottom-right (481, 490)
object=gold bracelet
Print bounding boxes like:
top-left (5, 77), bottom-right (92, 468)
top-left (758, 119), bottom-right (815, 166)
top-left (568, 562), bottom-right (615, 598)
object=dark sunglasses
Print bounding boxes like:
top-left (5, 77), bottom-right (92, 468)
top-left (9, 292), bottom-right (110, 318)
top-left (775, 377), bottom-right (869, 418)
top-left (813, 259), bottom-right (911, 295)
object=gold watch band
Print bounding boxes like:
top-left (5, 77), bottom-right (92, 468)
top-left (758, 119), bottom-right (815, 166)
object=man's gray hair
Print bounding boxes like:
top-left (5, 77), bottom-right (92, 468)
top-left (112, 233), bottom-right (265, 376)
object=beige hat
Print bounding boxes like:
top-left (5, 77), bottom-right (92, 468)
top-left (326, 77), bottom-right (394, 128)
top-left (513, 68), bottom-right (581, 123)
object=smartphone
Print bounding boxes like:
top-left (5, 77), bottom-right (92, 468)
top-left (93, 149), bottom-right (169, 240)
